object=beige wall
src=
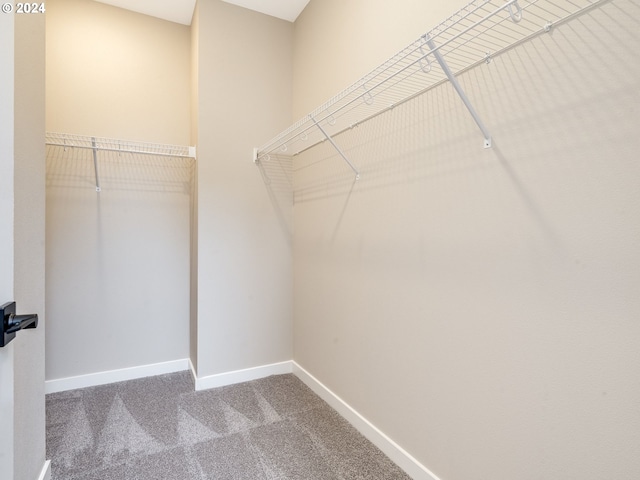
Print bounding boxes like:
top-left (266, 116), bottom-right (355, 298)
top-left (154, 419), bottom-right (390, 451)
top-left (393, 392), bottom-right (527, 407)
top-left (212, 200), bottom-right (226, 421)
top-left (292, 1), bottom-right (640, 479)
top-left (45, 150), bottom-right (193, 380)
top-left (45, 0), bottom-right (192, 381)
top-left (194, 0), bottom-right (293, 377)
top-left (14, 11), bottom-right (47, 480)
top-left (189, 2), bottom-right (200, 372)
top-left (293, 0), bottom-right (468, 119)
top-left (46, 0), bottom-right (191, 145)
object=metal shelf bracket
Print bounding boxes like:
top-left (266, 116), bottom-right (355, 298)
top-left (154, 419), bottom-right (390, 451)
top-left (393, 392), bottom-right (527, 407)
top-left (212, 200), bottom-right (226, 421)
top-left (424, 34), bottom-right (492, 149)
top-left (310, 115), bottom-right (360, 180)
top-left (91, 137), bottom-right (102, 192)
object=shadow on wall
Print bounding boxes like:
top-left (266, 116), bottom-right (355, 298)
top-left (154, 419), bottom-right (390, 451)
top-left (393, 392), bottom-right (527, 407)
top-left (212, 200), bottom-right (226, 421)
top-left (45, 143), bottom-right (193, 380)
top-left (290, 1), bottom-right (640, 244)
top-left (255, 153), bottom-right (294, 241)
top-left (292, 5), bottom-right (640, 478)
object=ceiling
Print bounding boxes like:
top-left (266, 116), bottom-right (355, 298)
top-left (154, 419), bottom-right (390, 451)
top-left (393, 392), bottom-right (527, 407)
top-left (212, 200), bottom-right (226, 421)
top-left (93, 0), bottom-right (311, 25)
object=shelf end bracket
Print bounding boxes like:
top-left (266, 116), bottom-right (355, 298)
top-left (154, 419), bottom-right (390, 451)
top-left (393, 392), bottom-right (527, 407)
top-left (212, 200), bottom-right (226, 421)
top-left (310, 115), bottom-right (360, 180)
top-left (425, 35), bottom-right (492, 149)
top-left (91, 137), bottom-right (102, 192)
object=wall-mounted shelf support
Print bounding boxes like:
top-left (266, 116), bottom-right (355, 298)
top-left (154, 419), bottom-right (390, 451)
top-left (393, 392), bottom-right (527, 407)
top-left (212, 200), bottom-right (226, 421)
top-left (310, 115), bottom-right (360, 180)
top-left (91, 137), bottom-right (102, 192)
top-left (424, 34), bottom-right (492, 149)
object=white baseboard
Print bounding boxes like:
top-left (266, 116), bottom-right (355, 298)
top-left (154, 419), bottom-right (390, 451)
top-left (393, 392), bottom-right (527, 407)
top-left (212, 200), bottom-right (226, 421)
top-left (194, 360), bottom-right (293, 391)
top-left (37, 460), bottom-right (51, 480)
top-left (45, 358), bottom-right (190, 394)
top-left (292, 362), bottom-right (440, 480)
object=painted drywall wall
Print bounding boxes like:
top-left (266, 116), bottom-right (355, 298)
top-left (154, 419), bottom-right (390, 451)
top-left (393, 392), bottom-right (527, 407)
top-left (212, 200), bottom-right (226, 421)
top-left (189, 3), bottom-right (199, 373)
top-left (0, 12), bottom-right (16, 480)
top-left (13, 12), bottom-right (48, 480)
top-left (292, 1), bottom-right (640, 479)
top-left (45, 0), bottom-right (192, 381)
top-left (194, 0), bottom-right (293, 378)
top-left (292, 0), bottom-right (469, 119)
top-left (45, 150), bottom-right (193, 380)
top-left (46, 0), bottom-right (191, 146)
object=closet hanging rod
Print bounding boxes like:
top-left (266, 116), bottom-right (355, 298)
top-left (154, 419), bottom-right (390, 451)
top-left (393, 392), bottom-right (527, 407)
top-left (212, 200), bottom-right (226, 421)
top-left (254, 0), bottom-right (611, 165)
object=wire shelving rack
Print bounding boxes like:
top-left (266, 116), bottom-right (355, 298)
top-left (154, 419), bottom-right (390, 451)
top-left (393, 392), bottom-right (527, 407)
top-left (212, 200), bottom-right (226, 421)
top-left (46, 132), bottom-right (196, 192)
top-left (253, 0), bottom-right (611, 179)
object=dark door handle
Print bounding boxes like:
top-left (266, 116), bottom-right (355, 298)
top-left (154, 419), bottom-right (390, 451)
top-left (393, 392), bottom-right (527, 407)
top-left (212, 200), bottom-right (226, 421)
top-left (1, 302), bottom-right (39, 347)
top-left (6, 313), bottom-right (38, 334)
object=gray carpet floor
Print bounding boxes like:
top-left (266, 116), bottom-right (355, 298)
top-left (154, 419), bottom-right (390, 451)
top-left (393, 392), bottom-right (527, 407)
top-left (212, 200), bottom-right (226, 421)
top-left (46, 372), bottom-right (411, 479)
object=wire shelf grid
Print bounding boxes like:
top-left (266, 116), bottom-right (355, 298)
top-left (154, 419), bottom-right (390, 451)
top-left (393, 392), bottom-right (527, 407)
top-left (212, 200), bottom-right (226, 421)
top-left (46, 132), bottom-right (195, 192)
top-left (45, 132), bottom-right (194, 158)
top-left (255, 0), bottom-right (608, 163)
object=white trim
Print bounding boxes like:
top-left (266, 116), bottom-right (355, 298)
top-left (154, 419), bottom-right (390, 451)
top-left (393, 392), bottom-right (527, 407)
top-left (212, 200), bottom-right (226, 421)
top-left (37, 460), bottom-right (51, 480)
top-left (45, 359), bottom-right (190, 394)
top-left (194, 360), bottom-right (293, 391)
top-left (292, 362), bottom-right (441, 480)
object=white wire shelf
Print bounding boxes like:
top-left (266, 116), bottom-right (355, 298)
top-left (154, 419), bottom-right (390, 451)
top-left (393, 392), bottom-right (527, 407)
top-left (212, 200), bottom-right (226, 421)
top-left (254, 0), bottom-right (610, 176)
top-left (46, 132), bottom-right (196, 192)
top-left (46, 132), bottom-right (196, 158)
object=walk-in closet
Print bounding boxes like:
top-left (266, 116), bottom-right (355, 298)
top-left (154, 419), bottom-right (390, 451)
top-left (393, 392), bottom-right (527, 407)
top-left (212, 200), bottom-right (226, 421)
top-left (2, 0), bottom-right (638, 479)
